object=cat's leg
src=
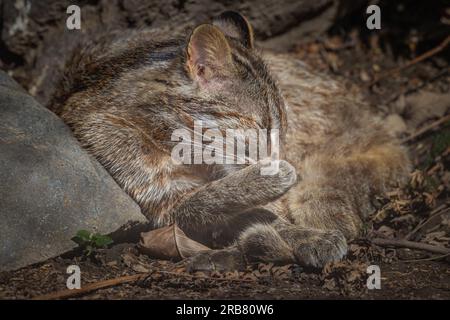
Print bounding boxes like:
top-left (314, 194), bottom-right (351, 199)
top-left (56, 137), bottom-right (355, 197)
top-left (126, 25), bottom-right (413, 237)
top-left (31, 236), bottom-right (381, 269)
top-left (187, 221), bottom-right (296, 272)
top-left (273, 221), bottom-right (347, 267)
top-left (283, 142), bottom-right (410, 265)
top-left (186, 219), bottom-right (346, 271)
top-left (288, 142), bottom-right (410, 239)
top-left (171, 160), bottom-right (297, 241)
top-left (72, 112), bottom-right (297, 241)
top-left (187, 142), bottom-right (410, 271)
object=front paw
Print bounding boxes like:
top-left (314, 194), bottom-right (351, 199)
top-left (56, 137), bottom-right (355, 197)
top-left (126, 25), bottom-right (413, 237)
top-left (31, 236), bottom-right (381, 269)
top-left (273, 160), bottom-right (297, 188)
top-left (186, 248), bottom-right (246, 273)
top-left (255, 160), bottom-right (297, 198)
top-left (293, 230), bottom-right (348, 268)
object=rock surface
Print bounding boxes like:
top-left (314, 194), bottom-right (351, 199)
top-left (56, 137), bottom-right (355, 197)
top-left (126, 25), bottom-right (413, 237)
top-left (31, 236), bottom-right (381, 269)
top-left (0, 71), bottom-right (147, 271)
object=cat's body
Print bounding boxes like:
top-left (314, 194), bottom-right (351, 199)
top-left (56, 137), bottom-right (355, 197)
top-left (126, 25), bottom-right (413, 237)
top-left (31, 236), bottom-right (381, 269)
top-left (49, 12), bottom-right (411, 270)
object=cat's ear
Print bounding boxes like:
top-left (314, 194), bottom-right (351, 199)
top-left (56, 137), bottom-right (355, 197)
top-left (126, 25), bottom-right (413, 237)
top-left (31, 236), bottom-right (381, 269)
top-left (213, 11), bottom-right (254, 49)
top-left (186, 24), bottom-right (233, 83)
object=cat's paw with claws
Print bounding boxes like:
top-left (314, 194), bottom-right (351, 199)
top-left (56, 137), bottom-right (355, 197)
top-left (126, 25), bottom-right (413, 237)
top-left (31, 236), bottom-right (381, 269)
top-left (293, 230), bottom-right (348, 268)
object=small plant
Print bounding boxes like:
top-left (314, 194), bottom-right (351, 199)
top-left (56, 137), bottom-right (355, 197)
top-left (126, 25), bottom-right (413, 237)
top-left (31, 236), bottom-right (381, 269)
top-left (71, 230), bottom-right (113, 256)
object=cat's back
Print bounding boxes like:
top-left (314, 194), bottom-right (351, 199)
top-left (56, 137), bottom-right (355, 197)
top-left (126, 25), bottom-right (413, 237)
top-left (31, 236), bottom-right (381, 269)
top-left (49, 27), bottom-right (186, 117)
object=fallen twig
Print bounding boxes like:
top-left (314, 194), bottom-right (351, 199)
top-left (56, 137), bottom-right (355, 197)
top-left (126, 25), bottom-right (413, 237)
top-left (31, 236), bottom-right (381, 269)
top-left (401, 114), bottom-right (450, 144)
top-left (32, 270), bottom-right (255, 300)
top-left (372, 238), bottom-right (450, 255)
top-left (32, 273), bottom-right (144, 300)
top-left (400, 252), bottom-right (450, 263)
top-left (385, 67), bottom-right (449, 105)
top-left (369, 35), bottom-right (450, 87)
top-left (405, 205), bottom-right (449, 240)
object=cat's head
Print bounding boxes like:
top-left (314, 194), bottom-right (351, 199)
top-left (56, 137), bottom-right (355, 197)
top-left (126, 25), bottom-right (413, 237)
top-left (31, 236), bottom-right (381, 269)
top-left (183, 11), bottom-right (287, 142)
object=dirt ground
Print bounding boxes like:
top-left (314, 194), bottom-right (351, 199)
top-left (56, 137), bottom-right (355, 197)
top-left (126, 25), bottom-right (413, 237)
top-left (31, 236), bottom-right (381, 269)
top-left (1, 19), bottom-right (449, 299)
top-left (0, 247), bottom-right (449, 299)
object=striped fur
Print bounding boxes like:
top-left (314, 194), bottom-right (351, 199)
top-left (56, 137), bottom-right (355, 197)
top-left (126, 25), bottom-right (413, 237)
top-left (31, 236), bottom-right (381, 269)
top-left (50, 12), bottom-right (411, 269)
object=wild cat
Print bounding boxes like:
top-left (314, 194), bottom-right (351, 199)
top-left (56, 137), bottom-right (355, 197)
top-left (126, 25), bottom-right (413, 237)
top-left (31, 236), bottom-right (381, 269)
top-left (49, 11), bottom-right (411, 270)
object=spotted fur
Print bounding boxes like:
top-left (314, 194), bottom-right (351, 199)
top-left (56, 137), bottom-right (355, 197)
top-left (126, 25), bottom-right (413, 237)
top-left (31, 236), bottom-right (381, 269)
top-left (50, 12), bottom-right (411, 270)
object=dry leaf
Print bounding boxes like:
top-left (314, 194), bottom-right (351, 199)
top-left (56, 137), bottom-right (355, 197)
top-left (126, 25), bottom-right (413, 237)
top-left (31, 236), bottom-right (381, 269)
top-left (322, 278), bottom-right (336, 291)
top-left (272, 265), bottom-right (291, 280)
top-left (384, 114), bottom-right (407, 136)
top-left (121, 251), bottom-right (151, 273)
top-left (258, 263), bottom-right (274, 276)
top-left (131, 264), bottom-right (150, 273)
top-left (376, 225), bottom-right (396, 238)
top-left (323, 35), bottom-right (344, 51)
top-left (402, 91), bottom-right (450, 129)
top-left (325, 52), bottom-right (340, 72)
top-left (359, 70), bottom-right (371, 82)
top-left (138, 224), bottom-right (210, 261)
top-left (242, 273), bottom-right (258, 281)
top-left (422, 231), bottom-right (450, 246)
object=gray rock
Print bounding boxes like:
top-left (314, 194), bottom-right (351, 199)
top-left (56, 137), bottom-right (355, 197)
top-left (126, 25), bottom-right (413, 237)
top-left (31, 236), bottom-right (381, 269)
top-left (0, 71), bottom-right (147, 271)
